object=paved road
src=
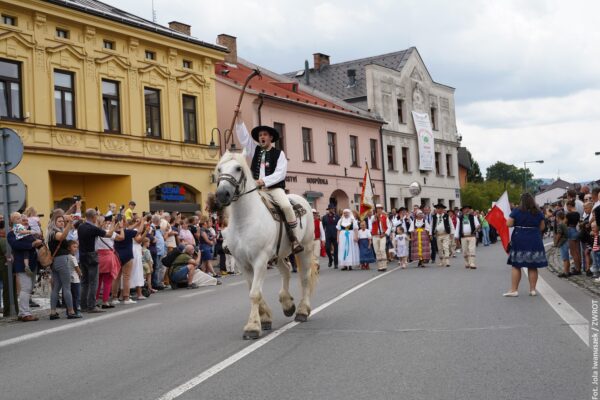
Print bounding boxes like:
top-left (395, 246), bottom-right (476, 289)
top-left (0, 243), bottom-right (592, 400)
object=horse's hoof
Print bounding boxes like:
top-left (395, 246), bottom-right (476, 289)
top-left (261, 321), bottom-right (272, 331)
top-left (283, 304), bottom-right (296, 317)
top-left (242, 330), bottom-right (260, 340)
top-left (294, 313), bottom-right (308, 323)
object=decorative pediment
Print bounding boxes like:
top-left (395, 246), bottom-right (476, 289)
top-left (139, 64), bottom-right (170, 79)
top-left (0, 31), bottom-right (35, 49)
top-left (410, 67), bottom-right (423, 82)
top-left (177, 73), bottom-right (208, 87)
top-left (95, 54), bottom-right (131, 70)
top-left (46, 43), bottom-right (86, 60)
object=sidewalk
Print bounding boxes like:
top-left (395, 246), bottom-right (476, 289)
top-left (546, 246), bottom-right (600, 297)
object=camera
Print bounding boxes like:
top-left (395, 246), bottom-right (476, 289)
top-left (73, 195), bottom-right (81, 201)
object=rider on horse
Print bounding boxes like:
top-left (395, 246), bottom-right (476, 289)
top-left (234, 110), bottom-right (304, 254)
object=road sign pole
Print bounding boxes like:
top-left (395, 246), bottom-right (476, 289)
top-left (0, 130), bottom-right (16, 315)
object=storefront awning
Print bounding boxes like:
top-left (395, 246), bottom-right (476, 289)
top-left (303, 191), bottom-right (323, 199)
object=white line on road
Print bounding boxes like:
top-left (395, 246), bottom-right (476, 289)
top-left (157, 268), bottom-right (399, 400)
top-left (0, 304), bottom-right (159, 349)
top-left (227, 281), bottom-right (246, 287)
top-left (179, 289), bottom-right (216, 298)
top-left (527, 242), bottom-right (589, 346)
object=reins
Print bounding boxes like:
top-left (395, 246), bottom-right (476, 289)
top-left (217, 170), bottom-right (257, 202)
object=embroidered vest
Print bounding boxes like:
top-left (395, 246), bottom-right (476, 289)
top-left (458, 214), bottom-right (476, 238)
top-left (250, 145), bottom-right (285, 189)
top-left (371, 214), bottom-right (388, 236)
top-left (314, 219), bottom-right (321, 240)
top-left (432, 214), bottom-right (451, 235)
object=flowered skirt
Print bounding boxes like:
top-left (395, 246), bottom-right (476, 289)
top-left (410, 228), bottom-right (431, 261)
top-left (507, 227), bottom-right (548, 268)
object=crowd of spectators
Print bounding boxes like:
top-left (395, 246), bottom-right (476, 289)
top-left (0, 201), bottom-right (237, 322)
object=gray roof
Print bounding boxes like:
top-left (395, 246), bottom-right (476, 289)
top-left (44, 0), bottom-right (227, 52)
top-left (536, 178), bottom-right (571, 196)
top-left (457, 147), bottom-right (471, 170)
top-left (284, 48), bottom-right (414, 102)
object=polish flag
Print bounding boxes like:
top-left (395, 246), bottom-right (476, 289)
top-left (486, 191), bottom-right (512, 253)
top-left (359, 162), bottom-right (374, 219)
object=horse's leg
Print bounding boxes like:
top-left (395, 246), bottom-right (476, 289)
top-left (276, 258), bottom-right (295, 317)
top-left (243, 257), bottom-right (268, 340)
top-left (295, 250), bottom-right (317, 322)
top-left (258, 297), bottom-right (273, 331)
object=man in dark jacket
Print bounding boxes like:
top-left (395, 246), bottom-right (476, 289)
top-left (7, 222), bottom-right (42, 322)
top-left (321, 204), bottom-right (340, 269)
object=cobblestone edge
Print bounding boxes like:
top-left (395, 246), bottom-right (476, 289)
top-left (546, 247), bottom-right (600, 298)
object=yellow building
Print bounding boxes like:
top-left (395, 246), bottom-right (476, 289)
top-left (0, 0), bottom-right (225, 220)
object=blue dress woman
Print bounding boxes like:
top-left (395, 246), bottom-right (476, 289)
top-left (504, 193), bottom-right (548, 297)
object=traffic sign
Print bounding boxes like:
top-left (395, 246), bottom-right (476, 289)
top-left (0, 128), bottom-right (24, 171)
top-left (0, 172), bottom-right (26, 214)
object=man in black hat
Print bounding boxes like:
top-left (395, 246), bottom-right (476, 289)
top-left (321, 204), bottom-right (340, 268)
top-left (431, 203), bottom-right (454, 267)
top-left (235, 117), bottom-right (303, 253)
top-left (455, 205), bottom-right (480, 269)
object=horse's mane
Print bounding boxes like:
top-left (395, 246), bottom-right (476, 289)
top-left (217, 151), bottom-right (254, 181)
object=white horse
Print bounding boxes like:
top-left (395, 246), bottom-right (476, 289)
top-left (215, 151), bottom-right (318, 340)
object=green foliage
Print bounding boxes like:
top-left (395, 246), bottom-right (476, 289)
top-left (460, 180), bottom-right (521, 211)
top-left (467, 159), bottom-right (484, 183)
top-left (485, 162), bottom-right (533, 186)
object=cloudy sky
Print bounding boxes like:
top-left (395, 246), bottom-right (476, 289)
top-left (107, 0), bottom-right (600, 182)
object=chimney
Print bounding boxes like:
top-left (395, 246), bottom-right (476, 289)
top-left (313, 52), bottom-right (330, 71)
top-left (217, 34), bottom-right (237, 64)
top-left (168, 21), bottom-right (191, 35)
top-left (304, 60), bottom-right (310, 85)
top-left (347, 69), bottom-right (356, 86)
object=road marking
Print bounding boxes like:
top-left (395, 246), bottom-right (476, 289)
top-left (538, 241), bottom-right (589, 345)
top-left (157, 267), bottom-right (399, 400)
top-left (0, 303), bottom-right (159, 349)
top-left (227, 281), bottom-right (246, 287)
top-left (179, 289), bottom-right (216, 298)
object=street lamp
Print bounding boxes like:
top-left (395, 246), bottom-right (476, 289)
top-left (595, 151), bottom-right (600, 156)
top-left (208, 128), bottom-right (236, 158)
top-left (523, 160), bottom-right (544, 193)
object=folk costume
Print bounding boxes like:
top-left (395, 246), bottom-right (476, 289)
top-left (357, 228), bottom-right (375, 268)
top-left (312, 210), bottom-right (326, 267)
top-left (455, 206), bottom-right (481, 269)
top-left (336, 211), bottom-right (359, 269)
top-left (235, 121), bottom-right (303, 253)
top-left (409, 213), bottom-right (432, 266)
top-left (369, 205), bottom-right (392, 271)
top-left (431, 204), bottom-right (455, 267)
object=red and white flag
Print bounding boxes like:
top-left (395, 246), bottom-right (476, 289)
top-left (486, 191), bottom-right (512, 253)
top-left (359, 162), bottom-right (374, 219)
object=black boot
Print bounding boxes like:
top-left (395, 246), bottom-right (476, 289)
top-left (286, 224), bottom-right (304, 254)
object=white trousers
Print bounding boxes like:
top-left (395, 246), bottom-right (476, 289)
top-left (436, 234), bottom-right (452, 266)
top-left (373, 235), bottom-right (387, 269)
top-left (262, 188), bottom-right (295, 223)
top-left (461, 237), bottom-right (477, 267)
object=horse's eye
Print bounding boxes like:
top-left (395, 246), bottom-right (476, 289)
top-left (217, 168), bottom-right (221, 173)
top-left (236, 166), bottom-right (242, 172)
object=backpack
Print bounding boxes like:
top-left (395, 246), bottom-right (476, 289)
top-left (161, 247), bottom-right (182, 269)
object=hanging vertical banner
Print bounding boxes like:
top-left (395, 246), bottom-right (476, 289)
top-left (411, 111), bottom-right (435, 171)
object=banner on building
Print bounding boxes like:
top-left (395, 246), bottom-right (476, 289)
top-left (411, 111), bottom-right (435, 171)
top-left (359, 161), bottom-right (374, 219)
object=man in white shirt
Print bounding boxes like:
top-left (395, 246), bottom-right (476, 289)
top-left (432, 204), bottom-right (454, 267)
top-left (455, 205), bottom-right (481, 269)
top-left (369, 204), bottom-right (392, 271)
top-left (235, 116), bottom-right (303, 253)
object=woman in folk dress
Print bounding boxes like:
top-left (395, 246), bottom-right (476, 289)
top-left (337, 209), bottom-right (360, 270)
top-left (409, 210), bottom-right (432, 267)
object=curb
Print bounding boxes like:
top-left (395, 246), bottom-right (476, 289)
top-left (546, 246), bottom-right (600, 298)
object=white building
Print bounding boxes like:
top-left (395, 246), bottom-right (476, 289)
top-left (535, 179), bottom-right (571, 205)
top-left (286, 48), bottom-right (461, 210)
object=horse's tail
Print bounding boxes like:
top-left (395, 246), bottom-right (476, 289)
top-left (295, 251), bottom-right (319, 297)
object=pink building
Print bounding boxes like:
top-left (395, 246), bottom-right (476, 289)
top-left (214, 35), bottom-right (384, 214)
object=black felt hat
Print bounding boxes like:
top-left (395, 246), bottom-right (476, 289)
top-left (461, 205), bottom-right (472, 211)
top-left (433, 203), bottom-right (447, 209)
top-left (251, 126), bottom-right (280, 143)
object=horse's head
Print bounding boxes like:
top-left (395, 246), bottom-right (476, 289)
top-left (215, 151), bottom-right (252, 207)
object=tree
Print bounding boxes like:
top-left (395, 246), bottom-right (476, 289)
top-left (460, 180), bottom-right (521, 211)
top-left (467, 152), bottom-right (484, 183)
top-left (486, 162), bottom-right (533, 188)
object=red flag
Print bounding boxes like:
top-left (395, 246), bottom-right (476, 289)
top-left (486, 191), bottom-right (511, 253)
top-left (359, 162), bottom-right (374, 219)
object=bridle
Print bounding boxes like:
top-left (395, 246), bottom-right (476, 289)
top-left (217, 167), bottom-right (258, 202)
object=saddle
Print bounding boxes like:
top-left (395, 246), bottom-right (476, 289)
top-left (258, 192), bottom-right (307, 223)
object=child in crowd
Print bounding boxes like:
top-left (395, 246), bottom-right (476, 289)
top-left (394, 226), bottom-right (408, 269)
top-left (67, 240), bottom-right (82, 317)
top-left (591, 222), bottom-right (600, 281)
top-left (25, 207), bottom-right (42, 235)
top-left (553, 211), bottom-right (570, 278)
top-left (12, 213), bottom-right (36, 276)
top-left (357, 220), bottom-right (375, 270)
top-left (142, 237), bottom-right (156, 294)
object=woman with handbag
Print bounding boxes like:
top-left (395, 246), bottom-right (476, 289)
top-left (96, 219), bottom-right (124, 308)
top-left (47, 214), bottom-right (81, 319)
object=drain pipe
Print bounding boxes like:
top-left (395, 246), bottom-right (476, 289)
top-left (379, 126), bottom-right (387, 210)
